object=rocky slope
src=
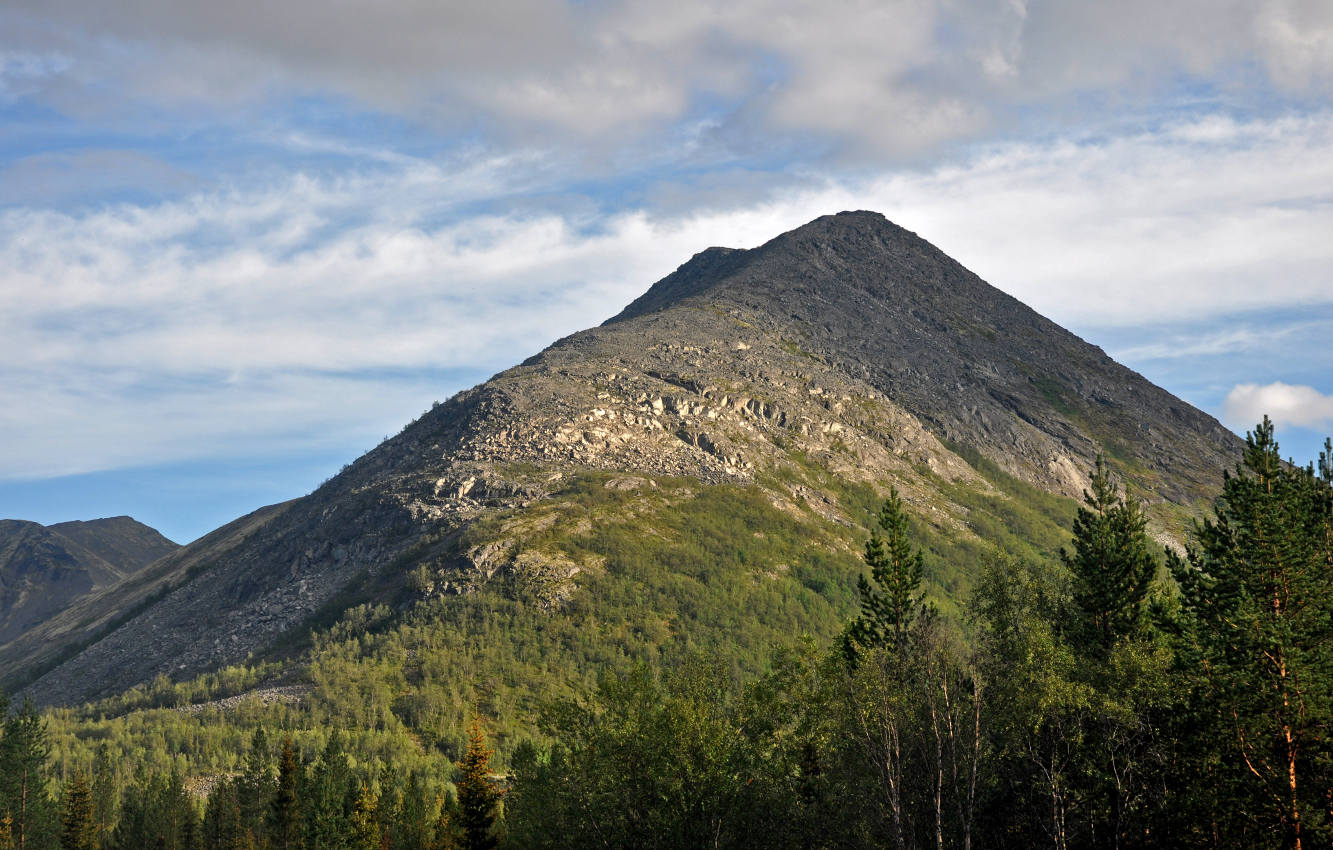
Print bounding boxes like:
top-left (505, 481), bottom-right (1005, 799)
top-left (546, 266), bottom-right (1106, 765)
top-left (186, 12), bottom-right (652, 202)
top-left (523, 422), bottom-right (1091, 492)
top-left (0, 516), bottom-right (178, 645)
top-left (9, 211), bottom-right (1244, 706)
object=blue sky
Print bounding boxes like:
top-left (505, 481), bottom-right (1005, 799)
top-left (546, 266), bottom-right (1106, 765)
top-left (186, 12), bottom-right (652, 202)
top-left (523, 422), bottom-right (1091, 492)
top-left (2, 1), bottom-right (1332, 542)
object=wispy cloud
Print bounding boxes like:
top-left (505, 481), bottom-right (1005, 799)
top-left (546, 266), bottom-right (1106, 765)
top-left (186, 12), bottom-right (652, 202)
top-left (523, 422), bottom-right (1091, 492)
top-left (1103, 318), bottom-right (1331, 362)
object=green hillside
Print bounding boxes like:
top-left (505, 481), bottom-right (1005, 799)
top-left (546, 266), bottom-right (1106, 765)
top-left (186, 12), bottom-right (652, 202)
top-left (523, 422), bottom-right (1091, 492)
top-left (45, 445), bottom-right (1078, 782)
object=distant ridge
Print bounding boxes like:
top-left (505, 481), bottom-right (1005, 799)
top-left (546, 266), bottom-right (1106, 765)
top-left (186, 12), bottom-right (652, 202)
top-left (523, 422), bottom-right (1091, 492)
top-left (0, 516), bottom-right (177, 644)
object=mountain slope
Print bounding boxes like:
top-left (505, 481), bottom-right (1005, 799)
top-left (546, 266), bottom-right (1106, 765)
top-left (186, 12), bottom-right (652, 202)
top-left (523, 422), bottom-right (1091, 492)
top-left (10, 211), bottom-right (1244, 706)
top-left (0, 516), bottom-right (178, 645)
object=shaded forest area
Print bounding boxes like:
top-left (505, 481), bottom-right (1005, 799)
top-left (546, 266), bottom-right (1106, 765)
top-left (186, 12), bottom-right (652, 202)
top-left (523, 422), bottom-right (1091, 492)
top-left (2, 419), bottom-right (1331, 849)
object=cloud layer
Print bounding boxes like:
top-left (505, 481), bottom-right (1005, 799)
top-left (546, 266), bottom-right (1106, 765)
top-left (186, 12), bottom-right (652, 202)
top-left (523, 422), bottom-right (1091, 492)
top-left (6, 0), bottom-right (1333, 159)
top-left (2, 111), bottom-right (1332, 478)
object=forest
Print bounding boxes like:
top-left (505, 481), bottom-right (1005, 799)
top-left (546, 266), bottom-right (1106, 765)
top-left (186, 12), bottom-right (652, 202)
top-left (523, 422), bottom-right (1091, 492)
top-left (2, 417), bottom-right (1331, 849)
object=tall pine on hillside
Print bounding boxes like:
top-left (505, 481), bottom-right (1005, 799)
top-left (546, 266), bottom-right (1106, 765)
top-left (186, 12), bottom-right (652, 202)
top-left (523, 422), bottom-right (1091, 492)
top-left (58, 772), bottom-right (95, 850)
top-left (1169, 419), bottom-right (1333, 849)
top-left (454, 718), bottom-right (500, 850)
top-left (268, 737), bottom-right (303, 850)
top-left (0, 697), bottom-right (56, 850)
top-left (1061, 457), bottom-right (1157, 653)
top-left (843, 488), bottom-right (928, 663)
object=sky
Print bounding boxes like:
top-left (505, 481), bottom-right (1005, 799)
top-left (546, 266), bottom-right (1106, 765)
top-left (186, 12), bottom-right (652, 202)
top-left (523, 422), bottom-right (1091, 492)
top-left (2, 1), bottom-right (1332, 543)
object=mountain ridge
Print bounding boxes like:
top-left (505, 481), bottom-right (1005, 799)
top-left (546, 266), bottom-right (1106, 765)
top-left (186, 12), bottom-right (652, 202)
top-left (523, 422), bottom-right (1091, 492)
top-left (5, 211), bottom-right (1244, 706)
top-left (0, 515), bottom-right (178, 646)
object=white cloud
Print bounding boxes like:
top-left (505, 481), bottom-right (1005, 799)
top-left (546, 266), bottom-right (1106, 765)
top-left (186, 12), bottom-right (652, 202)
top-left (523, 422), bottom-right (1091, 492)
top-left (1223, 382), bottom-right (1333, 431)
top-left (2, 111), bottom-right (1332, 478)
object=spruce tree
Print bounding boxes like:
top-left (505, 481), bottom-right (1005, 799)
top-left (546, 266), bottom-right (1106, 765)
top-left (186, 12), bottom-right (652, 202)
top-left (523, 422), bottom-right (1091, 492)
top-left (393, 772), bottom-right (434, 850)
top-left (453, 719), bottom-right (499, 850)
top-left (1060, 456), bottom-right (1157, 653)
top-left (302, 732), bottom-right (351, 850)
top-left (238, 728), bottom-right (271, 842)
top-left (59, 772), bottom-right (96, 850)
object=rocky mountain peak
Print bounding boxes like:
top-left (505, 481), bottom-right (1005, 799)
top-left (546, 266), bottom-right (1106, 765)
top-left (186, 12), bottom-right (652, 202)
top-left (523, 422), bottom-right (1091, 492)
top-left (3, 211), bottom-right (1245, 706)
top-left (609, 211), bottom-right (921, 323)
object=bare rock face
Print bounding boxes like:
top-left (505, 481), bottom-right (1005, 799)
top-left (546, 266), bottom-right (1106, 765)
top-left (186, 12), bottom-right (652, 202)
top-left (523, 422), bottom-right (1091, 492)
top-left (7, 211), bottom-right (1243, 706)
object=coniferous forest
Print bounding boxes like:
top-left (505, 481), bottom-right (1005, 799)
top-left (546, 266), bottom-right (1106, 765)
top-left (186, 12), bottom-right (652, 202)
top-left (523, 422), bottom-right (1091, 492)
top-left (3, 418), bottom-right (1332, 849)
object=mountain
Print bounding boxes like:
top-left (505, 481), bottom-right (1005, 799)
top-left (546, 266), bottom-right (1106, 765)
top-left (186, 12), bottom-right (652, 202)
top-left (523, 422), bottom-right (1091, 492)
top-left (5, 211), bottom-right (1244, 706)
top-left (0, 516), bottom-right (178, 645)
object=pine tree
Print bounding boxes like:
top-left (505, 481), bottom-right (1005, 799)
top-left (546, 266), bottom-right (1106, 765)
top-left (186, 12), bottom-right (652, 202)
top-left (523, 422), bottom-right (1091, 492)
top-left (303, 732), bottom-right (351, 850)
top-left (59, 772), bottom-right (97, 850)
top-left (1060, 456), bottom-right (1157, 653)
top-left (393, 772), bottom-right (435, 850)
top-left (1169, 418), bottom-right (1333, 849)
top-left (0, 697), bottom-right (56, 850)
top-left (238, 728), bottom-right (271, 843)
top-left (348, 786), bottom-right (379, 850)
top-left (90, 743), bottom-right (117, 848)
top-left (267, 737), bottom-right (304, 850)
top-left (453, 719), bottom-right (500, 850)
top-left (844, 488), bottom-right (928, 664)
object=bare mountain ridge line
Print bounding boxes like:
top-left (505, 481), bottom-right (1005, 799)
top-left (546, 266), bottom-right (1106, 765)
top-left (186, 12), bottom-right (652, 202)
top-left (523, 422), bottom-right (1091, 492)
top-left (6, 210), bottom-right (1244, 706)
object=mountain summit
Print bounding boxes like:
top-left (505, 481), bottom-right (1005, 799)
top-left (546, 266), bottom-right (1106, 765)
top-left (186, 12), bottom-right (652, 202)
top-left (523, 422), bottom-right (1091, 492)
top-left (3, 212), bottom-right (1242, 705)
top-left (613, 211), bottom-right (1234, 501)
